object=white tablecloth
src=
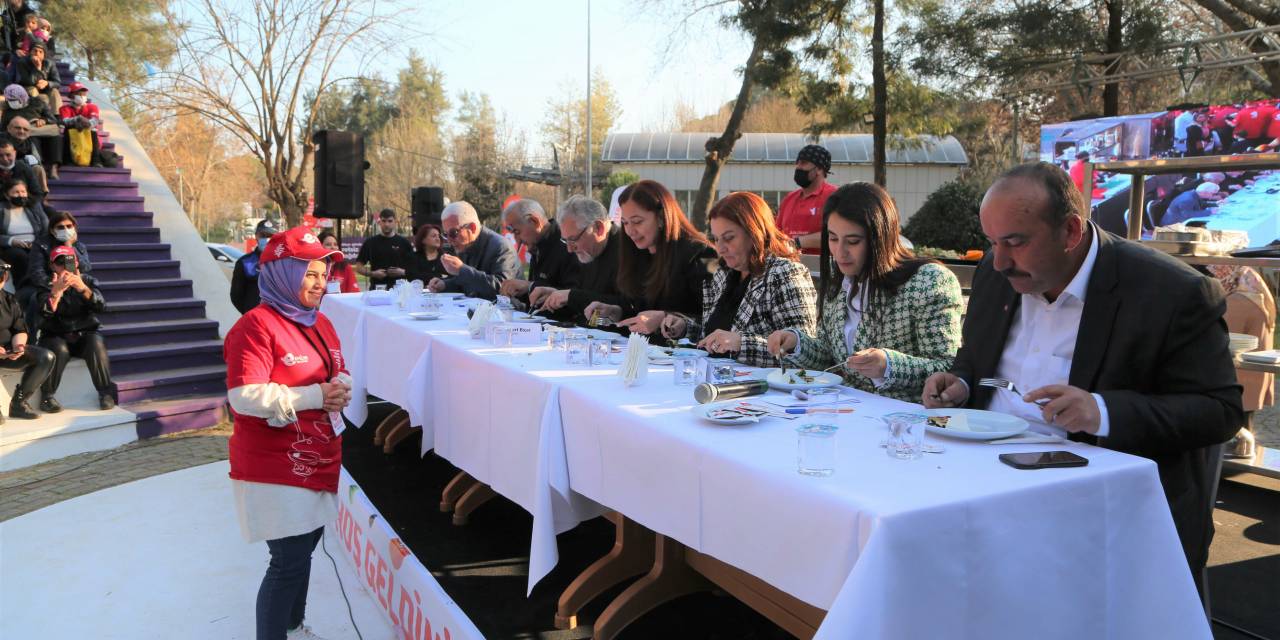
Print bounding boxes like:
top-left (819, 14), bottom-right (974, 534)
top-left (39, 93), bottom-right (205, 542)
top-left (324, 293), bottom-right (1210, 639)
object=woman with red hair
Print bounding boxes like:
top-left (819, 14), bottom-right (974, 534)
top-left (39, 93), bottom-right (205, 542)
top-left (658, 192), bottom-right (818, 366)
top-left (584, 180), bottom-right (716, 334)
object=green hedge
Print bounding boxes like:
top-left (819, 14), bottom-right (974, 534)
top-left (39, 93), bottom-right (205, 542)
top-left (903, 179), bottom-right (987, 253)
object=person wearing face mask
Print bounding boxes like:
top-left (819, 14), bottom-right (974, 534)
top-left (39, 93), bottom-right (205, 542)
top-left (36, 245), bottom-right (116, 410)
top-left (232, 219), bottom-right (279, 314)
top-left (5, 116), bottom-right (48, 195)
top-left (58, 82), bottom-right (101, 167)
top-left (776, 144), bottom-right (836, 255)
top-left (582, 180), bottom-right (716, 335)
top-left (767, 182), bottom-right (963, 402)
top-left (0, 178), bottom-right (45, 289)
top-left (11, 39), bottom-right (60, 111)
top-left (1, 83), bottom-right (60, 180)
top-left (316, 230), bottom-right (359, 293)
top-left (657, 192), bottom-right (818, 366)
top-left (28, 208), bottom-right (90, 293)
top-left (0, 138), bottom-right (40, 199)
top-left (0, 258), bottom-right (55, 420)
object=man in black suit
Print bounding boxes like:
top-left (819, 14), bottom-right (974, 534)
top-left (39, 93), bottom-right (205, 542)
top-left (528, 195), bottom-right (622, 322)
top-left (924, 162), bottom-right (1242, 595)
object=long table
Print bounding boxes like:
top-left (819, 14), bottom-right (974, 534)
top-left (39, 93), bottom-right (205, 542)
top-left (322, 292), bottom-right (1212, 639)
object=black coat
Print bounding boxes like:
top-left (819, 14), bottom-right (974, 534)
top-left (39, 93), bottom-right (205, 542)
top-left (0, 288), bottom-right (26, 346)
top-left (527, 220), bottom-right (580, 291)
top-left (619, 236), bottom-right (716, 318)
top-left (230, 250), bottom-right (262, 314)
top-left (565, 225), bottom-right (623, 318)
top-left (407, 250), bottom-right (447, 283)
top-left (37, 272), bottom-right (105, 335)
top-left (0, 204), bottom-right (46, 248)
top-left (10, 54), bottom-right (59, 93)
top-left (27, 235), bottom-right (91, 288)
top-left (951, 225), bottom-right (1242, 578)
top-left (1, 100), bottom-right (55, 129)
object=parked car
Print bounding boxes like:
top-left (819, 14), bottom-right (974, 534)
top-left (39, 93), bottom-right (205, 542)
top-left (207, 243), bottom-right (245, 279)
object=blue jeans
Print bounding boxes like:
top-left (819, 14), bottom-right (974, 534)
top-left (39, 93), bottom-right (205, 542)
top-left (256, 526), bottom-right (324, 640)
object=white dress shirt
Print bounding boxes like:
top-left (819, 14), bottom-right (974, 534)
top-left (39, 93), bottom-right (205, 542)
top-left (987, 229), bottom-right (1111, 437)
top-left (789, 276), bottom-right (886, 385)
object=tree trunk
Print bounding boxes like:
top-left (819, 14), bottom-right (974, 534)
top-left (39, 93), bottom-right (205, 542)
top-left (1103, 0), bottom-right (1123, 116)
top-left (690, 39), bottom-right (765, 229)
top-left (872, 0), bottom-right (887, 187)
top-left (1193, 0), bottom-right (1280, 96)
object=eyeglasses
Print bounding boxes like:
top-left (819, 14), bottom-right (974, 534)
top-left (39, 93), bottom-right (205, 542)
top-left (561, 225), bottom-right (590, 246)
top-left (446, 223), bottom-right (473, 240)
top-left (503, 224), bottom-right (518, 234)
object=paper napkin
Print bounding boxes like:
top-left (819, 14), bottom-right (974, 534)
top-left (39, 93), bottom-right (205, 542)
top-left (618, 333), bottom-right (650, 387)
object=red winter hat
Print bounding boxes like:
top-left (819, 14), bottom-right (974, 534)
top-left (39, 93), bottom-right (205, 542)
top-left (67, 82), bottom-right (88, 94)
top-left (50, 245), bottom-right (78, 267)
top-left (260, 226), bottom-right (342, 266)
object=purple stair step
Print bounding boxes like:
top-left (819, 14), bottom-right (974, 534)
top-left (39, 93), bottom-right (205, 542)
top-left (46, 180), bottom-right (138, 197)
top-left (73, 211), bottom-right (154, 228)
top-left (92, 259), bottom-right (180, 282)
top-left (46, 193), bottom-right (145, 213)
top-left (129, 395), bottom-right (228, 439)
top-left (88, 242), bottom-right (172, 262)
top-left (108, 339), bottom-right (224, 376)
top-left (115, 365), bottom-right (227, 404)
top-left (99, 297), bottom-right (205, 324)
top-left (58, 166), bottom-right (132, 182)
top-left (100, 318), bottom-right (218, 348)
top-left (97, 278), bottom-right (194, 302)
top-left (78, 226), bottom-right (161, 245)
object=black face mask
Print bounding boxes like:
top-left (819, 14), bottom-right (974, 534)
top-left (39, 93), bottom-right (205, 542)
top-left (793, 168), bottom-right (814, 189)
top-left (8, 196), bottom-right (26, 208)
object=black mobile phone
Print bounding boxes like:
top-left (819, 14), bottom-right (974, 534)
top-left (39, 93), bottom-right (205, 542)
top-left (998, 451), bottom-right (1089, 470)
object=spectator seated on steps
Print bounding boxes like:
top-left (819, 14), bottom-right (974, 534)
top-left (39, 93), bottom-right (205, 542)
top-left (9, 38), bottom-right (59, 112)
top-left (27, 207), bottom-right (88, 325)
top-left (0, 136), bottom-right (40, 201)
top-left (0, 0), bottom-right (35, 57)
top-left (59, 82), bottom-right (101, 167)
top-left (13, 11), bottom-right (42, 57)
top-left (4, 116), bottom-right (47, 194)
top-left (0, 177), bottom-right (43, 293)
top-left (35, 245), bottom-right (115, 410)
top-left (2, 82), bottom-right (59, 178)
top-left (0, 257), bottom-right (54, 419)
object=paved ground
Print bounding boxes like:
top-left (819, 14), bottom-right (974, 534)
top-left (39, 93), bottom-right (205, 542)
top-left (1251, 378), bottom-right (1280, 448)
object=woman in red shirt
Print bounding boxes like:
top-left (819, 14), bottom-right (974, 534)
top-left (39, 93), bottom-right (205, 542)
top-left (317, 230), bottom-right (359, 293)
top-left (223, 226), bottom-right (352, 640)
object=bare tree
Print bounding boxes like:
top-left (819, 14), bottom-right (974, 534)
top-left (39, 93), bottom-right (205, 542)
top-left (148, 0), bottom-right (406, 225)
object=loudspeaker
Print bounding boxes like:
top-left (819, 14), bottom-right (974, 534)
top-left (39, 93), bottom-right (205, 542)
top-left (411, 186), bottom-right (445, 230)
top-left (313, 130), bottom-right (366, 219)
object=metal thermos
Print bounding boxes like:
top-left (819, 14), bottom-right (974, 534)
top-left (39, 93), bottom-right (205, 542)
top-left (694, 380), bottom-right (769, 404)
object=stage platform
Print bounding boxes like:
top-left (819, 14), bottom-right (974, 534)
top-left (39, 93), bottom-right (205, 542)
top-left (0, 460), bottom-right (396, 639)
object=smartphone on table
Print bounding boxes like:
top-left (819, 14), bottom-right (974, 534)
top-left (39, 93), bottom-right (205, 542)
top-left (998, 451), bottom-right (1089, 470)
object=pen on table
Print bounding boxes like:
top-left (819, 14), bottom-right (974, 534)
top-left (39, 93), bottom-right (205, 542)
top-left (785, 408), bottom-right (856, 414)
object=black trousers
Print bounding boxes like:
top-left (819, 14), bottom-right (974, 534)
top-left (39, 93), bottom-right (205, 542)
top-left (38, 330), bottom-right (113, 396)
top-left (257, 526), bottom-right (324, 640)
top-left (0, 344), bottom-right (54, 396)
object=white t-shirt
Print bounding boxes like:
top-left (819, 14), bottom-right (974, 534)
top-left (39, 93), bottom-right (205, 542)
top-left (5, 207), bottom-right (34, 245)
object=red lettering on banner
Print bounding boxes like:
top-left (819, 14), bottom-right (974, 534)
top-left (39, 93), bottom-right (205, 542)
top-left (375, 555), bottom-right (389, 609)
top-left (364, 541), bottom-right (379, 590)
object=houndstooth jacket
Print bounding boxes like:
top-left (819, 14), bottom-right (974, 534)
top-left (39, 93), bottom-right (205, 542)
top-left (791, 262), bottom-right (962, 401)
top-left (683, 255), bottom-right (818, 367)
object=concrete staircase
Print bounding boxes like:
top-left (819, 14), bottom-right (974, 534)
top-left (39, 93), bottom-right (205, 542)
top-left (0, 60), bottom-right (228, 469)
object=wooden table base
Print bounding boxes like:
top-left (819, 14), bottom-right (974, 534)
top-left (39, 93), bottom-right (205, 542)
top-left (554, 512), bottom-right (655, 629)
top-left (685, 549), bottom-right (825, 639)
top-left (439, 471), bottom-right (477, 512)
top-left (592, 535), bottom-right (712, 640)
top-left (370, 408), bottom-right (419, 454)
top-left (451, 481), bottom-right (497, 526)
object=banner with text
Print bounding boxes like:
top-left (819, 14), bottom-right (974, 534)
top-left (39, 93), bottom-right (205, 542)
top-left (335, 467), bottom-right (483, 640)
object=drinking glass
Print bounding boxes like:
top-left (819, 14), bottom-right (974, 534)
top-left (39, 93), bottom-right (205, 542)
top-left (566, 332), bottom-right (590, 365)
top-left (708, 360), bottom-right (737, 384)
top-left (673, 355), bottom-right (701, 385)
top-left (489, 325), bottom-right (512, 347)
top-left (796, 423), bottom-right (838, 476)
top-left (607, 338), bottom-right (627, 365)
top-left (589, 339), bottom-right (611, 367)
top-left (547, 327), bottom-right (567, 350)
top-left (884, 414), bottom-right (925, 460)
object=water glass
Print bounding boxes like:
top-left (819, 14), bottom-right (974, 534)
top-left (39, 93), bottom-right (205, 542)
top-left (375, 284), bottom-right (387, 292)
top-left (566, 332), bottom-right (590, 365)
top-left (547, 327), bottom-right (567, 350)
top-left (489, 324), bottom-right (512, 348)
top-left (885, 414), bottom-right (925, 460)
top-left (673, 355), bottom-right (701, 386)
top-left (589, 339), bottom-right (611, 366)
top-left (708, 360), bottom-right (737, 384)
top-left (796, 424), bottom-right (838, 476)
top-left (607, 338), bottom-right (627, 365)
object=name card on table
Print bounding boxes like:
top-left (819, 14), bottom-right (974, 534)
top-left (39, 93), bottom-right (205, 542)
top-left (492, 322), bottom-right (544, 345)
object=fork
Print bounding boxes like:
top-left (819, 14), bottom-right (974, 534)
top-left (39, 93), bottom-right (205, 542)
top-left (978, 377), bottom-right (1050, 406)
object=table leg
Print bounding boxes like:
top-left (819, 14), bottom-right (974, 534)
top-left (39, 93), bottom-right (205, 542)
top-left (451, 481), bottom-right (497, 526)
top-left (592, 535), bottom-right (711, 640)
top-left (371, 408), bottom-right (408, 447)
top-left (685, 548), bottom-right (826, 639)
top-left (440, 471), bottom-right (477, 512)
top-left (381, 413), bottom-right (419, 454)
top-left (555, 513), bottom-right (655, 630)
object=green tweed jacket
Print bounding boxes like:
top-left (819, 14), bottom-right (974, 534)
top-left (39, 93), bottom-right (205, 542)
top-left (791, 262), bottom-right (962, 402)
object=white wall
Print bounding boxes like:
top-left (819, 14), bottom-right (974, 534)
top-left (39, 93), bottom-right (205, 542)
top-left (611, 162), bottom-right (961, 223)
top-left (84, 80), bottom-right (241, 336)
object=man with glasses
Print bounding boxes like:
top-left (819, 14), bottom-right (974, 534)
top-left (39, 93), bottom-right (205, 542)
top-left (497, 198), bottom-right (579, 305)
top-left (426, 201), bottom-right (518, 300)
top-left (529, 195), bottom-right (622, 321)
top-left (4, 116), bottom-right (46, 196)
top-left (354, 208), bottom-right (412, 290)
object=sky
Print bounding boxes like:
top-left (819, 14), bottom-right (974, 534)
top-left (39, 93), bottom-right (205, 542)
top-left (387, 0), bottom-right (755, 151)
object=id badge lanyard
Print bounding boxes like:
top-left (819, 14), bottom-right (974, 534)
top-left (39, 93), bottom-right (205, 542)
top-left (298, 324), bottom-right (346, 436)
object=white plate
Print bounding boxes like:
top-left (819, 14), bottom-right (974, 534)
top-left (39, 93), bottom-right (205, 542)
top-left (691, 400), bottom-right (767, 425)
top-left (922, 408), bottom-right (1029, 440)
top-left (407, 312), bottom-right (441, 321)
top-left (648, 346), bottom-right (708, 363)
top-left (764, 368), bottom-right (844, 390)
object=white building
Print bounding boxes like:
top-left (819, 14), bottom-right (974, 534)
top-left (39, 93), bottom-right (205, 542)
top-left (600, 132), bottom-right (968, 221)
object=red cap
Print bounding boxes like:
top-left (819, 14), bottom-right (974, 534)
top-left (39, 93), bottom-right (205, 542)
top-left (67, 82), bottom-right (87, 94)
top-left (259, 226), bottom-right (342, 266)
top-left (50, 245), bottom-right (77, 267)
